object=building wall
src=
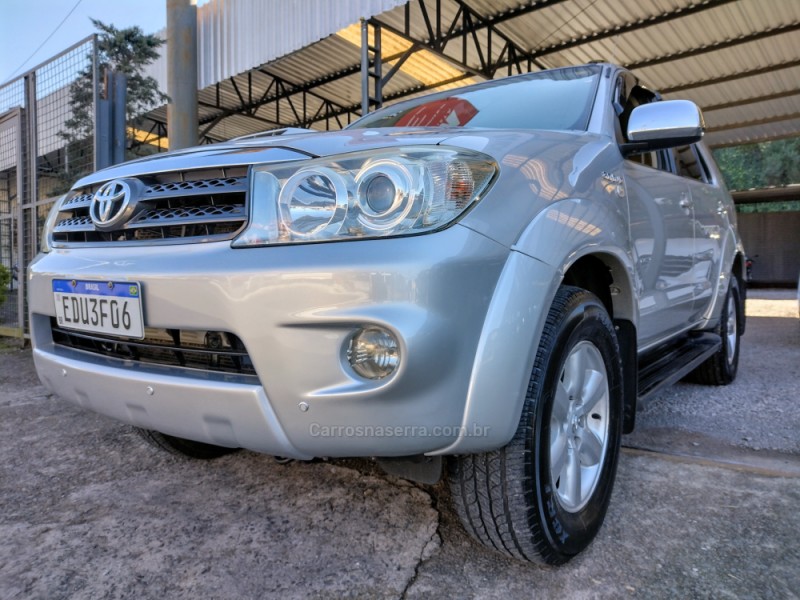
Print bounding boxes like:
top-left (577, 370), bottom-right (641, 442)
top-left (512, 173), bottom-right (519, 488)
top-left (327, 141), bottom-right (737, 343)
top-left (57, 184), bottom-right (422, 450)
top-left (737, 210), bottom-right (800, 286)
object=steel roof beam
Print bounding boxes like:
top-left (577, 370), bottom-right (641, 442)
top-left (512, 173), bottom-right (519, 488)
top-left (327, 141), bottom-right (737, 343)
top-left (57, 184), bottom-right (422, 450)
top-left (528, 0), bottom-right (738, 58)
top-left (710, 131), bottom-right (800, 149)
top-left (701, 89), bottom-right (800, 112)
top-left (418, 0), bottom-right (566, 45)
top-left (278, 73), bottom-right (475, 130)
top-left (372, 0), bottom-right (553, 83)
top-left (706, 112), bottom-right (800, 133)
top-left (198, 69), bottom-right (360, 129)
top-left (731, 186), bottom-right (800, 204)
top-left (139, 114), bottom-right (222, 144)
top-left (626, 23), bottom-right (800, 71)
top-left (661, 59), bottom-right (800, 94)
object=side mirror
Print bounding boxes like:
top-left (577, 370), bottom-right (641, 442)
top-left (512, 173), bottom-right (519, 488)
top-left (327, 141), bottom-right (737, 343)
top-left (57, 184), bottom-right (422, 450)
top-left (621, 100), bottom-right (705, 156)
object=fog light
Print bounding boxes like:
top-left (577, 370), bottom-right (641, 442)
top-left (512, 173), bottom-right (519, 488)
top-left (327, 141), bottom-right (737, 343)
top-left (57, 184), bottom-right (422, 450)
top-left (347, 327), bottom-right (400, 380)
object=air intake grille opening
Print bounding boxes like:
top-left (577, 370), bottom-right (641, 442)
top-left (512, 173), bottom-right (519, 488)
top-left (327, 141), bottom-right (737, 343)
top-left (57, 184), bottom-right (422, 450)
top-left (51, 319), bottom-right (257, 377)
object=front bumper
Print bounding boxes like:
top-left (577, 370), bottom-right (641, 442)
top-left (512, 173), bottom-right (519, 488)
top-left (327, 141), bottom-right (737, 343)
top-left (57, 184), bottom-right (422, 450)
top-left (30, 224), bottom-right (513, 458)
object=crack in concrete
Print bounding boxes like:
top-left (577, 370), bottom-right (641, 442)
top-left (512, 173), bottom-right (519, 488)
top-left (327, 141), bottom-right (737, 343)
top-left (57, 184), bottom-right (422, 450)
top-left (399, 498), bottom-right (441, 600)
top-left (395, 477), bottom-right (446, 600)
top-left (318, 459), bottom-right (445, 600)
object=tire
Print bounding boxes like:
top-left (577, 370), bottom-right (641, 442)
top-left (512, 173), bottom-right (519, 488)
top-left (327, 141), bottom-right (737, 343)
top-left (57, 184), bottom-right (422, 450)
top-left (449, 286), bottom-right (623, 564)
top-left (689, 277), bottom-right (741, 385)
top-left (135, 427), bottom-right (240, 460)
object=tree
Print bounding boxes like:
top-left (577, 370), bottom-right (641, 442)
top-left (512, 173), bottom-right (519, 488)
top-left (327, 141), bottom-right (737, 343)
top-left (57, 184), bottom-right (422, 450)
top-left (761, 137), bottom-right (800, 187)
top-left (58, 19), bottom-right (167, 185)
top-left (713, 138), bottom-right (800, 191)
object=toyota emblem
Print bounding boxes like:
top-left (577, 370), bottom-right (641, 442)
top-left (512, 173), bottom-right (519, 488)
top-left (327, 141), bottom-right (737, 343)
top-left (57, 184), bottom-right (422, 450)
top-left (90, 179), bottom-right (141, 230)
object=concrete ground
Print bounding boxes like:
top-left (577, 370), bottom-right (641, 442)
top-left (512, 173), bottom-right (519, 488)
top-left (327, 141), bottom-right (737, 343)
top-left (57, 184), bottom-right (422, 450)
top-left (1, 290), bottom-right (798, 599)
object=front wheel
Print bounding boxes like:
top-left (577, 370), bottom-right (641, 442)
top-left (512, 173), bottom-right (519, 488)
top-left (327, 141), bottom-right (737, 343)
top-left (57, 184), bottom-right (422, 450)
top-left (449, 286), bottom-right (623, 564)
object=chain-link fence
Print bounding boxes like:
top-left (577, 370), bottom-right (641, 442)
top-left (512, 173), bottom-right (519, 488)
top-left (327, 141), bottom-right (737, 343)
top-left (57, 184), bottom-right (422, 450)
top-left (0, 36), bottom-right (97, 339)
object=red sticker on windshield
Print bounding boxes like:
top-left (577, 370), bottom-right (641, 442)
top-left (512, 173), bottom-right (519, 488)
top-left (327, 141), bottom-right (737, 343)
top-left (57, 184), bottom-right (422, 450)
top-left (395, 98), bottom-right (478, 127)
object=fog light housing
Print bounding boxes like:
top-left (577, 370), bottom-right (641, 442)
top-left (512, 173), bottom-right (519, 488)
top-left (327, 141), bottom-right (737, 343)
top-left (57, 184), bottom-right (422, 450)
top-left (347, 327), bottom-right (400, 380)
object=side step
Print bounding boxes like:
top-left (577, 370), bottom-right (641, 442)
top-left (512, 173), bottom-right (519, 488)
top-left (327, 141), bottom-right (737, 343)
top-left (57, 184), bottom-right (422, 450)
top-left (637, 332), bottom-right (722, 409)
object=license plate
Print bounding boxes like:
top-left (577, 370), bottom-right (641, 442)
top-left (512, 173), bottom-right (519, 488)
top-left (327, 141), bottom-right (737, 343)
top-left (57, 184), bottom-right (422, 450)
top-left (53, 279), bottom-right (144, 339)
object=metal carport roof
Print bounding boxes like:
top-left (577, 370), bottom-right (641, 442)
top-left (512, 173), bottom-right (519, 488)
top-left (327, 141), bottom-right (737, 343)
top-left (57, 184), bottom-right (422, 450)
top-left (136, 0), bottom-right (800, 150)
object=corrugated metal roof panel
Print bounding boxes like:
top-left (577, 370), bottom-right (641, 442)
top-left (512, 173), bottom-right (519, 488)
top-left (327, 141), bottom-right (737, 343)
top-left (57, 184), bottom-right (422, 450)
top-left (706, 117), bottom-right (800, 147)
top-left (638, 31), bottom-right (800, 92)
top-left (671, 66), bottom-right (800, 108)
top-left (145, 0), bottom-right (407, 90)
top-left (706, 96), bottom-right (800, 128)
top-left (140, 0), bottom-right (799, 148)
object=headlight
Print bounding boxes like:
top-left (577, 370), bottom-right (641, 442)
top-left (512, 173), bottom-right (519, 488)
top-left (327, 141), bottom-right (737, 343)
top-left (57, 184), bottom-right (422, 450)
top-left (232, 147), bottom-right (496, 247)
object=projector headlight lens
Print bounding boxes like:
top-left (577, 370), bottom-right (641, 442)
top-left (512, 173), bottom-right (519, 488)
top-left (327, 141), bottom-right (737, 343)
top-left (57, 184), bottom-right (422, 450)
top-left (355, 159), bottom-right (423, 231)
top-left (278, 167), bottom-right (349, 237)
top-left (363, 173), bottom-right (397, 214)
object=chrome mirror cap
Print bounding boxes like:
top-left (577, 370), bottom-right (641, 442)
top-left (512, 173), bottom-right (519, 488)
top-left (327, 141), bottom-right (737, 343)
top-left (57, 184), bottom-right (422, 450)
top-left (627, 99), bottom-right (705, 144)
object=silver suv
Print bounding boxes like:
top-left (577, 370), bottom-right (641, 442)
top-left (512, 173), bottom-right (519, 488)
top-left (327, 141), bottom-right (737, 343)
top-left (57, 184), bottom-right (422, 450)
top-left (30, 64), bottom-right (745, 564)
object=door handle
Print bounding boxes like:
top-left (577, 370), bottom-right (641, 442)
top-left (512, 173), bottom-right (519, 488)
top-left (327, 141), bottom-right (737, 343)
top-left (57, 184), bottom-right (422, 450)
top-left (679, 194), bottom-right (692, 209)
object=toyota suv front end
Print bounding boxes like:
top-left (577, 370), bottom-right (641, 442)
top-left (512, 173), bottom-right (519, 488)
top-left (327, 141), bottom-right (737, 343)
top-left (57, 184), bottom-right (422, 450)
top-left (30, 64), bottom-right (746, 565)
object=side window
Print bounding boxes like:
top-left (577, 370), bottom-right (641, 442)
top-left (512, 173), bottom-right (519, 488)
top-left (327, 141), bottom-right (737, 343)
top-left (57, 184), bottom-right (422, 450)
top-left (626, 149), bottom-right (673, 170)
top-left (694, 146), bottom-right (716, 185)
top-left (673, 145), bottom-right (711, 183)
top-left (627, 149), bottom-right (669, 170)
top-left (627, 151), bottom-right (655, 167)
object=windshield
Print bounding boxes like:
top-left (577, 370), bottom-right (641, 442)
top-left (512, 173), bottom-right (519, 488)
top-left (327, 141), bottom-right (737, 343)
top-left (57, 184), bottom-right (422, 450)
top-left (349, 65), bottom-right (601, 132)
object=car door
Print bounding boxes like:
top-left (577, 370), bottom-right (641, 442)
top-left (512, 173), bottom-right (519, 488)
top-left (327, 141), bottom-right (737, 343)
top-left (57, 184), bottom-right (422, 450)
top-left (614, 78), bottom-right (697, 347)
top-left (624, 152), bottom-right (697, 346)
top-left (671, 143), bottom-right (725, 319)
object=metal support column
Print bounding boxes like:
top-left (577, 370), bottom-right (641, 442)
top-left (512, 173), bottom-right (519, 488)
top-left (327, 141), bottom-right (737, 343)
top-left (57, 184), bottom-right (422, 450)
top-left (360, 19), bottom-right (383, 115)
top-left (112, 73), bottom-right (128, 165)
top-left (24, 73), bottom-right (38, 254)
top-left (20, 73), bottom-right (38, 336)
top-left (95, 71), bottom-right (112, 171)
top-left (95, 70), bottom-right (127, 169)
top-left (167, 0), bottom-right (199, 150)
top-left (91, 33), bottom-right (100, 171)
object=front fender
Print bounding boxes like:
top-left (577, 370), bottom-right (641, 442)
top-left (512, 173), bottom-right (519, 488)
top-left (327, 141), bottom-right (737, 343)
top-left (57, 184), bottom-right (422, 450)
top-left (514, 196), bottom-right (637, 323)
top-left (429, 196), bottom-right (637, 455)
top-left (427, 250), bottom-right (559, 455)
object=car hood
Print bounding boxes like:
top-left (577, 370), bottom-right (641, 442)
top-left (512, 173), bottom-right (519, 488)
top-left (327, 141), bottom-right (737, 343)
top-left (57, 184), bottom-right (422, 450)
top-left (72, 128), bottom-right (457, 188)
top-left (72, 126), bottom-right (603, 191)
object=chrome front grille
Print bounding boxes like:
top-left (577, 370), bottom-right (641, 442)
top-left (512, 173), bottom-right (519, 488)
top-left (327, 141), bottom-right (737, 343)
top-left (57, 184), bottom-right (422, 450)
top-left (130, 203), bottom-right (246, 225)
top-left (51, 167), bottom-right (249, 246)
top-left (145, 177), bottom-right (244, 195)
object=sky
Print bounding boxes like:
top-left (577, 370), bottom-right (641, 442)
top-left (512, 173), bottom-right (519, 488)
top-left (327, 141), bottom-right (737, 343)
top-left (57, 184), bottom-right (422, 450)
top-left (0, 0), bottom-right (183, 84)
